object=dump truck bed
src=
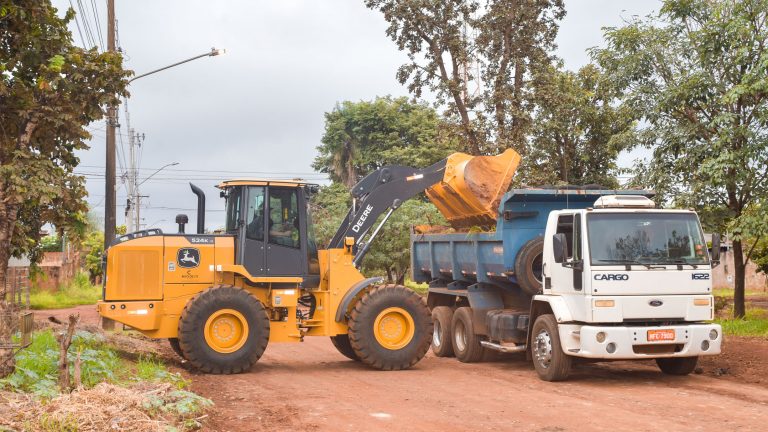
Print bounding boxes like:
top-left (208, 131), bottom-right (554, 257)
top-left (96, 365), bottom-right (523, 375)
top-left (412, 188), bottom-right (653, 290)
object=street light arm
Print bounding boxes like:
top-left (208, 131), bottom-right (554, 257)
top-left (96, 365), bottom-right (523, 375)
top-left (138, 162), bottom-right (179, 186)
top-left (128, 48), bottom-right (225, 84)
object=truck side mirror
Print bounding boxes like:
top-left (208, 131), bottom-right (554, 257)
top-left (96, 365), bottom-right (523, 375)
top-left (553, 233), bottom-right (568, 264)
top-left (710, 233), bottom-right (721, 267)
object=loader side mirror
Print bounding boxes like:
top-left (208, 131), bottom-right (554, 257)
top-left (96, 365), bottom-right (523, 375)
top-left (553, 233), bottom-right (568, 264)
top-left (710, 233), bottom-right (721, 267)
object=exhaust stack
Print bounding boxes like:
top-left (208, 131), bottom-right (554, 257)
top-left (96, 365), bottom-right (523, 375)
top-left (189, 183), bottom-right (205, 234)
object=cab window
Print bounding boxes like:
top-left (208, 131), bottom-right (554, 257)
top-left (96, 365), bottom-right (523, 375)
top-left (225, 187), bottom-right (241, 233)
top-left (268, 188), bottom-right (300, 248)
top-left (245, 187), bottom-right (266, 240)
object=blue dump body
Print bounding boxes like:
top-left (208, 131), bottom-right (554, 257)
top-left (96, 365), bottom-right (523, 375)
top-left (411, 188), bottom-right (652, 290)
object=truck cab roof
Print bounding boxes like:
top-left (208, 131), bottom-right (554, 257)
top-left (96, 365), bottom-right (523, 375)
top-left (217, 179), bottom-right (320, 189)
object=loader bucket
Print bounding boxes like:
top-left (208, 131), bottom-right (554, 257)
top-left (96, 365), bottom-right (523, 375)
top-left (426, 148), bottom-right (521, 228)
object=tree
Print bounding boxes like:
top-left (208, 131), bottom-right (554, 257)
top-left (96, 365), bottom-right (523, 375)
top-left (365, 0), bottom-right (565, 155)
top-left (0, 1), bottom-right (129, 375)
top-left (524, 64), bottom-right (637, 187)
top-left (313, 96), bottom-right (457, 187)
top-left (593, 0), bottom-right (768, 317)
top-left (309, 182), bottom-right (445, 283)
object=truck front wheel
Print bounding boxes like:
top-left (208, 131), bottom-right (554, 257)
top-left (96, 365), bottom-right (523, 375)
top-left (656, 356), bottom-right (698, 375)
top-left (531, 314), bottom-right (572, 381)
top-left (451, 307), bottom-right (485, 362)
top-left (431, 306), bottom-right (455, 357)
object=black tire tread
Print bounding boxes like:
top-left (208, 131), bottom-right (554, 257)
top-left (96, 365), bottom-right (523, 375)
top-left (348, 284), bottom-right (433, 371)
top-left (531, 314), bottom-right (572, 381)
top-left (178, 285), bottom-right (270, 374)
top-left (452, 307), bottom-right (485, 363)
top-left (656, 356), bottom-right (698, 375)
top-left (168, 338), bottom-right (186, 360)
top-left (330, 334), bottom-right (360, 361)
top-left (515, 237), bottom-right (544, 296)
top-left (431, 306), bottom-right (455, 357)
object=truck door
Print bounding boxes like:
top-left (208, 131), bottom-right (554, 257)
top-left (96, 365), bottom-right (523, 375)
top-left (241, 186), bottom-right (267, 275)
top-left (265, 187), bottom-right (304, 275)
top-left (548, 213), bottom-right (584, 292)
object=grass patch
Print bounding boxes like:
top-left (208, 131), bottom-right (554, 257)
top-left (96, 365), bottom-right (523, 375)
top-left (30, 272), bottom-right (101, 310)
top-left (715, 308), bottom-right (768, 338)
top-left (0, 329), bottom-right (120, 398)
top-left (712, 287), bottom-right (766, 298)
top-left (135, 354), bottom-right (190, 389)
top-left (404, 278), bottom-right (429, 295)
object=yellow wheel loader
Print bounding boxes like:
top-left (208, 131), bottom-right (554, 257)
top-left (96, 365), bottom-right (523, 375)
top-left (98, 150), bottom-right (520, 373)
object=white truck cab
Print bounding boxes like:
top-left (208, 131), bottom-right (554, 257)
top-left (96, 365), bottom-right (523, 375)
top-left (535, 195), bottom-right (722, 379)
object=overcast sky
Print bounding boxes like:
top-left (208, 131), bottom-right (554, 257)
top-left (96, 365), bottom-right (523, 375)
top-left (52, 0), bottom-right (660, 234)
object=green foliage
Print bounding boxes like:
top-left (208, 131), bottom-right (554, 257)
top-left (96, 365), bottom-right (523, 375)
top-left (313, 96), bottom-right (457, 187)
top-left (365, 0), bottom-right (565, 156)
top-left (29, 272), bottom-right (101, 310)
top-left (593, 0), bottom-right (768, 317)
top-left (525, 64), bottom-right (637, 187)
top-left (83, 230), bottom-right (104, 282)
top-left (309, 183), bottom-right (351, 249)
top-left (39, 235), bottom-right (63, 253)
top-left (135, 355), bottom-right (189, 389)
top-left (309, 182), bottom-right (445, 282)
top-left (362, 199), bottom-right (446, 283)
top-left (0, 330), bottom-right (120, 398)
top-left (0, 0), bottom-right (130, 288)
top-left (715, 308), bottom-right (768, 338)
top-left (752, 238), bottom-right (768, 276)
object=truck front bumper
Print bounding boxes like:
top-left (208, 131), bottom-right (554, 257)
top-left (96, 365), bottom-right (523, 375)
top-left (557, 323), bottom-right (722, 359)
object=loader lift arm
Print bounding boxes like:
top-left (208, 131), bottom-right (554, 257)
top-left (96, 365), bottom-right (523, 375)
top-left (328, 159), bottom-right (448, 266)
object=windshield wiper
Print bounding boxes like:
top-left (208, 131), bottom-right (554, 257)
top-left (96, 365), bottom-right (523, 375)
top-left (595, 259), bottom-right (665, 270)
top-left (667, 258), bottom-right (699, 269)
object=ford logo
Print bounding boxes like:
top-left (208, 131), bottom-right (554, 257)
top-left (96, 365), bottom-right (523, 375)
top-left (649, 300), bottom-right (663, 307)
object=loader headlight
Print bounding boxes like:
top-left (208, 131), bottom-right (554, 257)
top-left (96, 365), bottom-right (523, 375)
top-left (709, 329), bottom-right (718, 340)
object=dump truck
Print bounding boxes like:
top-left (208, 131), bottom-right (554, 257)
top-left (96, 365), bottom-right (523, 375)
top-left (413, 188), bottom-right (723, 381)
top-left (97, 150), bottom-right (519, 373)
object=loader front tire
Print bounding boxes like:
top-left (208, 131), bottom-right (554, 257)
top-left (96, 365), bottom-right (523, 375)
top-left (178, 286), bottom-right (270, 374)
top-left (348, 285), bottom-right (432, 371)
top-left (330, 334), bottom-right (360, 361)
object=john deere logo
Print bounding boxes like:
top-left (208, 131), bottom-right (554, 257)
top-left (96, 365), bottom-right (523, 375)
top-left (177, 248), bottom-right (200, 268)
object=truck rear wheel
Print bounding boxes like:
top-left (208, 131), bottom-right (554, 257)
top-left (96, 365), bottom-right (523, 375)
top-left (656, 356), bottom-right (698, 376)
top-left (431, 306), bottom-right (454, 357)
top-left (515, 237), bottom-right (544, 296)
top-left (451, 307), bottom-right (485, 362)
top-left (330, 334), bottom-right (360, 361)
top-left (348, 285), bottom-right (432, 371)
top-left (531, 314), bottom-right (572, 381)
top-left (178, 286), bottom-right (270, 374)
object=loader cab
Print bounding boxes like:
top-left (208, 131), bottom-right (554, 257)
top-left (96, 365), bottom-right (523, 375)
top-left (219, 180), bottom-right (320, 284)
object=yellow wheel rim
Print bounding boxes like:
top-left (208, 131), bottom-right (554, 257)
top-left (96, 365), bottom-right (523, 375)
top-left (204, 309), bottom-right (249, 354)
top-left (373, 307), bottom-right (415, 350)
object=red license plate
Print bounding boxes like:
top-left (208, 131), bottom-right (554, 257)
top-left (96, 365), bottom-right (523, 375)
top-left (647, 329), bottom-right (675, 342)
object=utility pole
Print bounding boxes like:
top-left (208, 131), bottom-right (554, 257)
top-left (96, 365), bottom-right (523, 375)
top-left (104, 0), bottom-right (117, 249)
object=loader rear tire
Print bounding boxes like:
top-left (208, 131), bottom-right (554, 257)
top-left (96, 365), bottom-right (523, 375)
top-left (330, 334), bottom-right (360, 361)
top-left (168, 338), bottom-right (186, 360)
top-left (178, 286), bottom-right (270, 374)
top-left (348, 285), bottom-right (432, 371)
top-left (431, 306), bottom-right (455, 357)
top-left (515, 237), bottom-right (544, 296)
top-left (451, 307), bottom-right (485, 363)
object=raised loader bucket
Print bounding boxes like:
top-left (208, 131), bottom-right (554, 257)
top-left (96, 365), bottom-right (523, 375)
top-left (426, 149), bottom-right (521, 228)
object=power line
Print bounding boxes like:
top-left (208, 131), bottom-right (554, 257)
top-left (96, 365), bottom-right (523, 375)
top-left (67, 0), bottom-right (87, 49)
top-left (89, 0), bottom-right (105, 51)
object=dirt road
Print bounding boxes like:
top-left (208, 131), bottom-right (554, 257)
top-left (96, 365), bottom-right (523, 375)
top-left (36, 306), bottom-right (768, 431)
top-left (189, 338), bottom-right (768, 432)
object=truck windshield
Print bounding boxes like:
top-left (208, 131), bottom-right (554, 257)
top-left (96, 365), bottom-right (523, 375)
top-left (587, 213), bottom-right (709, 266)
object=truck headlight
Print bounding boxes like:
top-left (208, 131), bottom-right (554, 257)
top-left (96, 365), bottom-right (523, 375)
top-left (596, 332), bottom-right (606, 343)
top-left (709, 329), bottom-right (718, 340)
top-left (701, 340), bottom-right (710, 351)
top-left (606, 342), bottom-right (617, 353)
